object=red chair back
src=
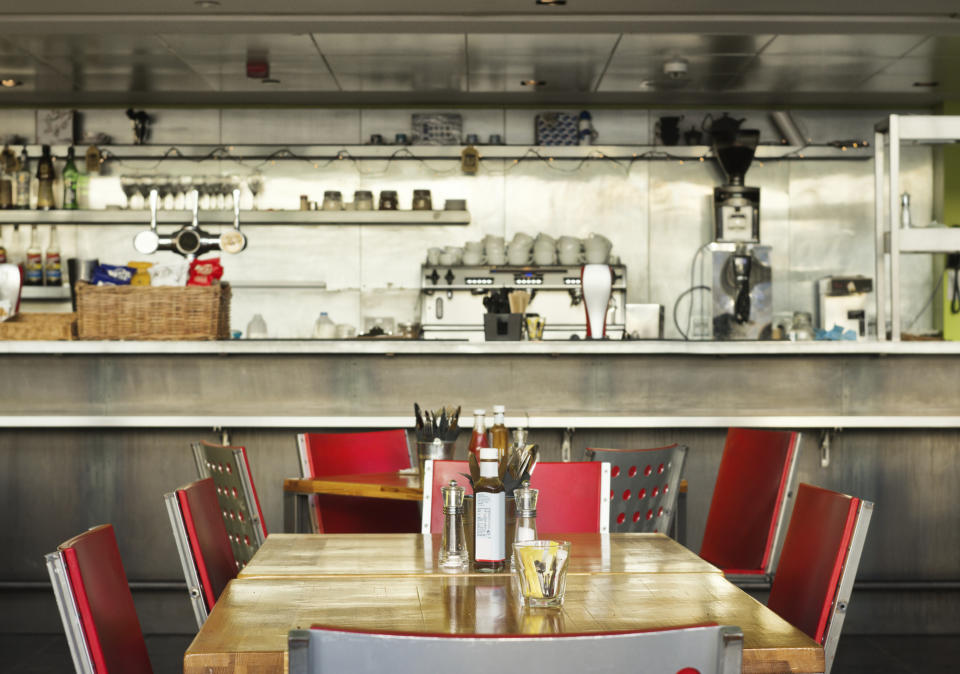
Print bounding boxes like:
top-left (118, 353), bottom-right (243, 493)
top-left (768, 483), bottom-right (871, 650)
top-left (699, 428), bottom-right (800, 575)
top-left (175, 478), bottom-right (238, 612)
top-left (297, 431), bottom-right (420, 533)
top-left (422, 460), bottom-right (609, 535)
top-left (56, 524), bottom-right (153, 674)
top-left (193, 441), bottom-right (268, 566)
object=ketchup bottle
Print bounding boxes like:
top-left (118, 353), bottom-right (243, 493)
top-left (468, 409), bottom-right (488, 461)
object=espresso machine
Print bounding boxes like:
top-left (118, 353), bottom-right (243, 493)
top-left (709, 116), bottom-right (771, 339)
top-left (420, 265), bottom-right (626, 341)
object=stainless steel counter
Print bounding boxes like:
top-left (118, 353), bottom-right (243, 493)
top-left (2, 339), bottom-right (960, 356)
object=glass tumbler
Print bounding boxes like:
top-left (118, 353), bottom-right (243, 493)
top-left (513, 540), bottom-right (571, 608)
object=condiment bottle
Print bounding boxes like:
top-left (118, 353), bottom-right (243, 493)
top-left (512, 481), bottom-right (539, 570)
top-left (44, 225), bottom-right (62, 286)
top-left (467, 409), bottom-right (488, 460)
top-left (25, 225), bottom-right (43, 286)
top-left (439, 480), bottom-right (468, 569)
top-left (473, 446), bottom-right (506, 573)
top-left (490, 405), bottom-right (509, 463)
top-left (61, 147), bottom-right (79, 210)
top-left (36, 145), bottom-right (55, 211)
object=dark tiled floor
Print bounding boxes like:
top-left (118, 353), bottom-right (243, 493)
top-left (0, 633), bottom-right (957, 672)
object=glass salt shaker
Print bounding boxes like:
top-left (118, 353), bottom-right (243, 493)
top-left (511, 481), bottom-right (539, 570)
top-left (439, 480), bottom-right (468, 569)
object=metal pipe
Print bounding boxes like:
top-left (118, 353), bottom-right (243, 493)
top-left (0, 581), bottom-right (187, 591)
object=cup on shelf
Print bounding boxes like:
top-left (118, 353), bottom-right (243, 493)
top-left (426, 247), bottom-right (443, 265)
top-left (532, 244), bottom-right (557, 266)
top-left (507, 244), bottom-right (533, 266)
top-left (486, 247), bottom-right (507, 266)
top-left (443, 246), bottom-right (463, 264)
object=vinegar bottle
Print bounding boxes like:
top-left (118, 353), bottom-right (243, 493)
top-left (45, 225), bottom-right (62, 286)
top-left (25, 225), bottom-right (43, 286)
top-left (490, 405), bottom-right (509, 463)
top-left (468, 409), bottom-right (488, 460)
top-left (473, 446), bottom-right (506, 573)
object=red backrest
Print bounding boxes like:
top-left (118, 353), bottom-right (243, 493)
top-left (176, 478), bottom-right (238, 611)
top-left (299, 430), bottom-right (420, 533)
top-left (700, 428), bottom-right (799, 574)
top-left (426, 461), bottom-right (605, 534)
top-left (767, 483), bottom-right (861, 644)
top-left (427, 460), bottom-right (471, 533)
top-left (58, 524), bottom-right (153, 674)
top-left (532, 462), bottom-right (605, 534)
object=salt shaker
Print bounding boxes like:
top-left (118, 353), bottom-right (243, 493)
top-left (439, 480), bottom-right (468, 569)
top-left (511, 481), bottom-right (539, 569)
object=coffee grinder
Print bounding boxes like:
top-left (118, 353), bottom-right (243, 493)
top-left (709, 117), bottom-right (772, 339)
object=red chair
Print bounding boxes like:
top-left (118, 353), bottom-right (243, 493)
top-left (421, 460), bottom-right (610, 534)
top-left (192, 440), bottom-right (268, 566)
top-left (699, 428), bottom-right (801, 579)
top-left (164, 478), bottom-right (238, 629)
top-left (297, 430), bottom-right (420, 533)
top-left (767, 483), bottom-right (873, 674)
top-left (44, 524), bottom-right (153, 674)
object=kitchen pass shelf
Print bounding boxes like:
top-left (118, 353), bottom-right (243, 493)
top-left (0, 209), bottom-right (471, 226)
top-left (884, 227), bottom-right (960, 254)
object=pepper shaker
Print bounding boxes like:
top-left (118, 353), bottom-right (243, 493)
top-left (439, 480), bottom-right (468, 569)
top-left (512, 481), bottom-right (539, 569)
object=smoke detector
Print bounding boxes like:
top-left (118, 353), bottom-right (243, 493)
top-left (662, 58), bottom-right (689, 81)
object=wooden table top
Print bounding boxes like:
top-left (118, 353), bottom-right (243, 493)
top-left (283, 472), bottom-right (687, 501)
top-left (185, 572), bottom-right (823, 674)
top-left (284, 472), bottom-right (423, 501)
top-left (238, 533), bottom-right (721, 579)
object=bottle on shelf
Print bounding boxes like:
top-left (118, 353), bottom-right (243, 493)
top-left (0, 145), bottom-right (13, 209)
top-left (473, 446), bottom-right (506, 573)
top-left (36, 145), bottom-right (55, 211)
top-left (490, 404), bottom-right (509, 463)
top-left (15, 146), bottom-right (31, 209)
top-left (467, 409), bottom-right (488, 460)
top-left (45, 225), bottom-right (62, 287)
top-left (62, 147), bottom-right (79, 210)
top-left (25, 225), bottom-right (43, 286)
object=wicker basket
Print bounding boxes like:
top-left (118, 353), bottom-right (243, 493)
top-left (76, 282), bottom-right (231, 340)
top-left (0, 313), bottom-right (77, 340)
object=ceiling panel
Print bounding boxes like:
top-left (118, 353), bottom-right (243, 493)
top-left (725, 53), bottom-right (895, 93)
top-left (315, 34), bottom-right (465, 92)
top-left (599, 53), bottom-right (754, 92)
top-left (761, 34), bottom-right (929, 59)
top-left (467, 34), bottom-right (618, 93)
top-left (609, 33), bottom-right (772, 58)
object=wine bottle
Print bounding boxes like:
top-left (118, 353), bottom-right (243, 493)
top-left (62, 147), bottom-right (79, 210)
top-left (36, 146), bottom-right (55, 211)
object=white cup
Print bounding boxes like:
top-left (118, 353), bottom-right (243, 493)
top-left (464, 240), bottom-right (484, 253)
top-left (511, 232), bottom-right (534, 248)
top-left (584, 246), bottom-right (609, 264)
top-left (335, 323), bottom-right (356, 339)
top-left (486, 248), bottom-right (507, 265)
top-left (443, 246), bottom-right (463, 264)
top-left (557, 248), bottom-right (583, 265)
top-left (557, 235), bottom-right (581, 250)
top-left (533, 246), bottom-right (557, 266)
top-left (462, 251), bottom-right (485, 265)
top-left (507, 245), bottom-right (532, 266)
top-left (438, 252), bottom-right (457, 265)
top-left (426, 247), bottom-right (442, 265)
top-left (536, 233), bottom-right (556, 248)
top-left (484, 234), bottom-right (505, 249)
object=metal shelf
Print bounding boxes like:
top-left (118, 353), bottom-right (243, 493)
top-left (20, 286), bottom-right (70, 301)
top-left (20, 143), bottom-right (870, 162)
top-left (885, 227), bottom-right (960, 254)
top-left (0, 209), bottom-right (470, 226)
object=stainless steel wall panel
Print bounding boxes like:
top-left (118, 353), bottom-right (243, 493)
top-left (761, 34), bottom-right (929, 59)
top-left (221, 109), bottom-right (360, 144)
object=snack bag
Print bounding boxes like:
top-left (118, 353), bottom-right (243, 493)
top-left (149, 261), bottom-right (189, 287)
top-left (188, 257), bottom-right (224, 286)
top-left (92, 263), bottom-right (135, 286)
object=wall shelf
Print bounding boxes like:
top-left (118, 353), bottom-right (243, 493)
top-left (19, 143), bottom-right (871, 163)
top-left (884, 227), bottom-right (960, 254)
top-left (0, 209), bottom-right (470, 226)
top-left (20, 286), bottom-right (70, 301)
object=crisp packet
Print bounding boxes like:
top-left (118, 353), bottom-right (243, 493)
top-left (92, 263), bottom-right (135, 286)
top-left (188, 257), bottom-right (224, 286)
top-left (149, 261), bottom-right (189, 287)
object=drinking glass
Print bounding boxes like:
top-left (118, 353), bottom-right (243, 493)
top-left (120, 176), bottom-right (138, 210)
top-left (513, 540), bottom-right (570, 608)
top-left (247, 173), bottom-right (263, 210)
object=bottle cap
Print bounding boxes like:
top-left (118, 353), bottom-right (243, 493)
top-left (441, 480), bottom-right (464, 510)
top-left (493, 405), bottom-right (505, 414)
top-left (478, 446), bottom-right (498, 461)
top-left (473, 408), bottom-right (485, 416)
top-left (514, 481), bottom-right (539, 514)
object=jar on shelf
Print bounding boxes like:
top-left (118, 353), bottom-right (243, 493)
top-left (322, 191), bottom-right (343, 211)
top-left (412, 189), bottom-right (433, 211)
top-left (354, 190), bottom-right (374, 211)
top-left (378, 190), bottom-right (398, 210)
top-left (788, 311), bottom-right (815, 341)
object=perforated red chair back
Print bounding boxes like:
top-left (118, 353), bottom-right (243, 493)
top-left (699, 428), bottom-right (800, 576)
top-left (421, 460), bottom-right (610, 534)
top-left (164, 478), bottom-right (238, 628)
top-left (192, 441), bottom-right (267, 566)
top-left (297, 431), bottom-right (420, 533)
top-left (45, 524), bottom-right (153, 674)
top-left (586, 444), bottom-right (687, 534)
top-left (421, 459), bottom-right (471, 533)
top-left (768, 483), bottom-right (873, 673)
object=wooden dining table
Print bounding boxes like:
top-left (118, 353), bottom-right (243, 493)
top-left (184, 533), bottom-right (823, 674)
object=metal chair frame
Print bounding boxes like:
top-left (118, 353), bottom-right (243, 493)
top-left (44, 550), bottom-right (95, 674)
top-left (289, 624), bottom-right (743, 674)
top-left (163, 491), bottom-right (210, 629)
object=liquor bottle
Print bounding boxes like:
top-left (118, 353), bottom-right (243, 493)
top-left (0, 227), bottom-right (7, 264)
top-left (0, 145), bottom-right (13, 209)
top-left (25, 225), bottom-right (43, 286)
top-left (490, 405), bottom-right (509, 463)
top-left (467, 409), bottom-right (488, 461)
top-left (36, 145), bottom-right (55, 211)
top-left (15, 147), bottom-right (31, 209)
top-left (62, 147), bottom-right (79, 210)
top-left (45, 225), bottom-right (62, 286)
top-left (473, 446), bottom-right (506, 573)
